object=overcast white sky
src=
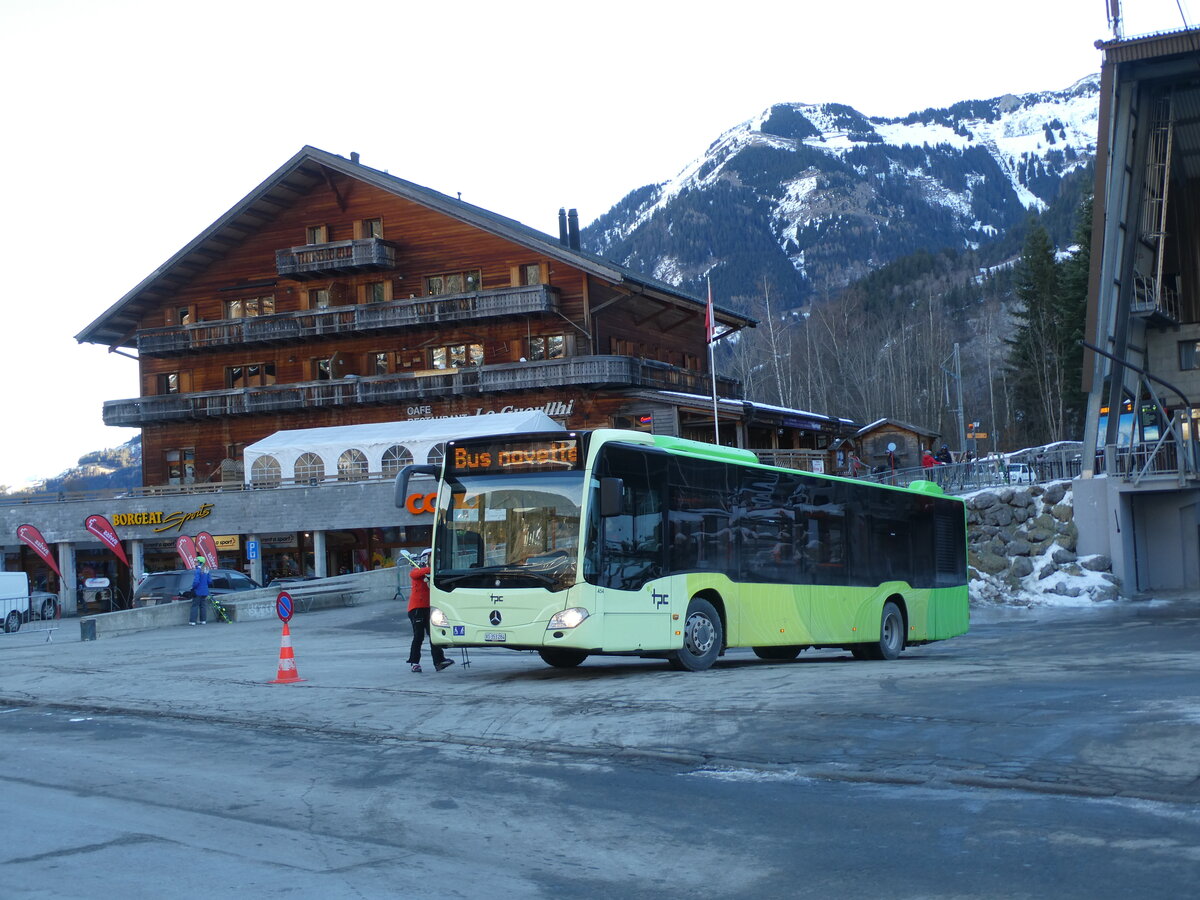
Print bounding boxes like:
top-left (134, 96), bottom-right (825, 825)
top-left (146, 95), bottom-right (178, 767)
top-left (0, 0), bottom-right (1190, 488)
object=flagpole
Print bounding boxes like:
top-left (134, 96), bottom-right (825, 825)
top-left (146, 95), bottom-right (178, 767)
top-left (707, 278), bottom-right (719, 444)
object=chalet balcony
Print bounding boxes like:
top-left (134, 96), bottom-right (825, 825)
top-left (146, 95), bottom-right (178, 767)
top-left (136, 285), bottom-right (561, 355)
top-left (102, 356), bottom-right (742, 427)
top-left (275, 237), bottom-right (398, 280)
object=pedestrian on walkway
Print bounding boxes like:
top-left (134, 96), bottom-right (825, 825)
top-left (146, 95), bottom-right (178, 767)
top-left (188, 557), bottom-right (211, 625)
top-left (407, 549), bottom-right (453, 673)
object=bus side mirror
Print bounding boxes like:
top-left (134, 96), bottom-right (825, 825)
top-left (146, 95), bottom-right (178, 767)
top-left (395, 464), bottom-right (440, 509)
top-left (599, 477), bottom-right (624, 517)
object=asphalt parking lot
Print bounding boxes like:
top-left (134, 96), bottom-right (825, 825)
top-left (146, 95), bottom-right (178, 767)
top-left (2, 595), bottom-right (1199, 804)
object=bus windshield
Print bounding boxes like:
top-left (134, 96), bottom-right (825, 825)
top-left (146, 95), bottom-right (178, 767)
top-left (433, 471), bottom-right (584, 592)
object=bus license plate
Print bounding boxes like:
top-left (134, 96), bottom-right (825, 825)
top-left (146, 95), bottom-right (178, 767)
top-left (484, 632), bottom-right (506, 642)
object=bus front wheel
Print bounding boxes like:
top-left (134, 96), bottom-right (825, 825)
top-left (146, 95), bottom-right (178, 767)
top-left (538, 648), bottom-right (588, 668)
top-left (668, 598), bottom-right (723, 672)
top-left (861, 601), bottom-right (905, 661)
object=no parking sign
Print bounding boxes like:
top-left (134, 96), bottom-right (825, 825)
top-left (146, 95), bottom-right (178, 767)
top-left (276, 590), bottom-right (293, 623)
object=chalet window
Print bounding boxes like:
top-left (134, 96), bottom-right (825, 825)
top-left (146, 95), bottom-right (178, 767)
top-left (307, 288), bottom-right (331, 309)
top-left (306, 225), bottom-right (329, 245)
top-left (431, 343), bottom-right (483, 369)
top-left (174, 306), bottom-right (193, 326)
top-left (528, 335), bottom-right (565, 361)
top-left (360, 217), bottom-right (383, 239)
top-left (165, 448), bottom-right (196, 485)
top-left (520, 263), bottom-right (542, 285)
top-left (425, 269), bottom-right (481, 296)
top-left (364, 281), bottom-right (389, 303)
top-left (156, 373), bottom-right (180, 394)
top-left (313, 357), bottom-right (333, 380)
top-left (1179, 340), bottom-right (1200, 370)
top-left (610, 337), bottom-right (635, 356)
top-left (371, 352), bottom-right (391, 376)
top-left (226, 363), bottom-right (276, 389)
top-left (224, 296), bottom-right (275, 319)
top-left (683, 353), bottom-right (700, 371)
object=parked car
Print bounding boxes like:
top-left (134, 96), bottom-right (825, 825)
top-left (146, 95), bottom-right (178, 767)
top-left (1, 573), bottom-right (58, 632)
top-left (1006, 463), bottom-right (1033, 484)
top-left (131, 569), bottom-right (261, 608)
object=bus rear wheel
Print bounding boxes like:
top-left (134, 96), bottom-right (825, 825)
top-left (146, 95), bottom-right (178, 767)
top-left (538, 648), bottom-right (588, 668)
top-left (668, 598), bottom-right (723, 672)
top-left (861, 601), bottom-right (905, 660)
top-left (752, 645), bottom-right (803, 661)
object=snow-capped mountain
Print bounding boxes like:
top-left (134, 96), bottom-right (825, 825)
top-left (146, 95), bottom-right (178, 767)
top-left (583, 75), bottom-right (1099, 310)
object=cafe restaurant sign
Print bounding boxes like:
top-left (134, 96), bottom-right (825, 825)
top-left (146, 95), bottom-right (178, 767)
top-left (111, 502), bottom-right (215, 534)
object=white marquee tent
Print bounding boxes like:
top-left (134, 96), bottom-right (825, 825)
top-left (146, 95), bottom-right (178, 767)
top-left (242, 410), bottom-right (562, 485)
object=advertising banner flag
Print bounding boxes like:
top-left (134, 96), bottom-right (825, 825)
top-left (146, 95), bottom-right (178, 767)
top-left (83, 515), bottom-right (130, 567)
top-left (195, 532), bottom-right (219, 569)
top-left (175, 535), bottom-right (197, 569)
top-left (17, 524), bottom-right (63, 578)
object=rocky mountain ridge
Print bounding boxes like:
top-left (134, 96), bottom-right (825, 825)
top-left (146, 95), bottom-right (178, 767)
top-left (584, 75), bottom-right (1100, 310)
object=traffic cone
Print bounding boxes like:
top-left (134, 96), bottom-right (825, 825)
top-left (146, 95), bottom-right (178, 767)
top-left (269, 622), bottom-right (306, 684)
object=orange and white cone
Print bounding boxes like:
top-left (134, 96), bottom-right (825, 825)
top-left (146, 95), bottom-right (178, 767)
top-left (269, 622), bottom-right (305, 684)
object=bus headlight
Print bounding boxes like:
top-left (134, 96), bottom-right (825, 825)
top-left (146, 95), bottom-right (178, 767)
top-left (547, 607), bottom-right (589, 629)
top-left (430, 607), bottom-right (448, 627)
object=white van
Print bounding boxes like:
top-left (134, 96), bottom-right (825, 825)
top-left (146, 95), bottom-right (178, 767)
top-left (0, 572), bottom-right (58, 633)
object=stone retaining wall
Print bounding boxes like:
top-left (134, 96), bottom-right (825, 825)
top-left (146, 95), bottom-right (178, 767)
top-left (966, 480), bottom-right (1121, 604)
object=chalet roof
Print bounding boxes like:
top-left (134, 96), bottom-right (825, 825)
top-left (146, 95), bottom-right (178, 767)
top-left (855, 418), bottom-right (940, 439)
top-left (76, 145), bottom-right (755, 348)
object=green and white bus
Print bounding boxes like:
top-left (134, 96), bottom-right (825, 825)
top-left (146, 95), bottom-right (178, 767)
top-left (396, 428), bottom-right (968, 672)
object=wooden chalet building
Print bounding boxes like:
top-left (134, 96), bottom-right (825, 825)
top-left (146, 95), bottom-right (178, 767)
top-left (78, 146), bottom-right (853, 486)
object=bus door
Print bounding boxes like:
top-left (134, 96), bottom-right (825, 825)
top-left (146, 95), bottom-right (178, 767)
top-left (593, 446), bottom-right (670, 651)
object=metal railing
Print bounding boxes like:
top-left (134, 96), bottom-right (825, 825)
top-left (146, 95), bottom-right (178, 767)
top-left (137, 284), bottom-right (561, 354)
top-left (1099, 411), bottom-right (1200, 485)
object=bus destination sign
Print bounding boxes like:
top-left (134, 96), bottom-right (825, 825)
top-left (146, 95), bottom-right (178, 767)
top-left (449, 438), bottom-right (581, 475)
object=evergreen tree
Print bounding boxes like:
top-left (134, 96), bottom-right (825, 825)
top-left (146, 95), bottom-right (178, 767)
top-left (1055, 193), bottom-right (1093, 438)
top-left (1006, 221), bottom-right (1075, 444)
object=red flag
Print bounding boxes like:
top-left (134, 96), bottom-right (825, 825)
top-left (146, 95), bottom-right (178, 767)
top-left (83, 515), bottom-right (130, 568)
top-left (175, 535), bottom-right (197, 569)
top-left (705, 281), bottom-right (715, 344)
top-left (17, 524), bottom-right (62, 578)
top-left (195, 532), bottom-right (219, 569)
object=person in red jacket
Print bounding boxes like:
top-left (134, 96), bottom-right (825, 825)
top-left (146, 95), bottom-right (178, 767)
top-left (921, 449), bottom-right (937, 469)
top-left (407, 549), bottom-right (453, 673)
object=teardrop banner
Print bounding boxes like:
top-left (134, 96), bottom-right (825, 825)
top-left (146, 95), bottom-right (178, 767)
top-left (17, 524), bottom-right (63, 578)
top-left (83, 514), bottom-right (130, 568)
top-left (194, 532), bottom-right (219, 568)
top-left (175, 535), bottom-right (197, 569)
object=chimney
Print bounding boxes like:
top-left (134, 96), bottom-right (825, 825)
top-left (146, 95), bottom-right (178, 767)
top-left (558, 208), bottom-right (569, 245)
top-left (350, 151), bottom-right (360, 164)
top-left (567, 208), bottom-right (580, 250)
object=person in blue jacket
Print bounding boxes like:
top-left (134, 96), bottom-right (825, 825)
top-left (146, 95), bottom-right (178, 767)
top-left (188, 557), bottom-right (212, 625)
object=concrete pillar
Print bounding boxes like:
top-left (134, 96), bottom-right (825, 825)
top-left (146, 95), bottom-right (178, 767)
top-left (57, 542), bottom-right (77, 616)
top-left (247, 534), bottom-right (265, 586)
top-left (312, 530), bottom-right (328, 577)
top-left (129, 540), bottom-right (145, 580)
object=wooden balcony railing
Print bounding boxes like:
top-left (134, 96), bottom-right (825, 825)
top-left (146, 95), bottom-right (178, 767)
top-left (136, 285), bottom-right (561, 355)
top-left (102, 356), bottom-right (743, 427)
top-left (275, 237), bottom-right (397, 279)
